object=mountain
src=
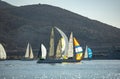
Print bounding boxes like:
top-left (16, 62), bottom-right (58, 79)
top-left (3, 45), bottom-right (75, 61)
top-left (0, 1), bottom-right (120, 59)
top-left (0, 0), bottom-right (15, 9)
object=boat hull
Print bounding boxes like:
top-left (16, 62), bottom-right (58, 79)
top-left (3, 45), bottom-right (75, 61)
top-left (37, 59), bottom-right (81, 64)
top-left (0, 59), bottom-right (6, 61)
top-left (21, 57), bottom-right (34, 61)
top-left (83, 58), bottom-right (92, 61)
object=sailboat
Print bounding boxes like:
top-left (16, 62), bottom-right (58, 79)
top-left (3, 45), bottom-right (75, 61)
top-left (37, 27), bottom-right (83, 63)
top-left (55, 27), bottom-right (69, 59)
top-left (84, 45), bottom-right (93, 59)
top-left (37, 27), bottom-right (62, 63)
top-left (0, 43), bottom-right (7, 60)
top-left (22, 43), bottom-right (34, 60)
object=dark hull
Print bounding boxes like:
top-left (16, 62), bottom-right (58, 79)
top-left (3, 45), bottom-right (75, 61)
top-left (37, 59), bottom-right (81, 64)
top-left (83, 58), bottom-right (92, 60)
top-left (21, 57), bottom-right (34, 61)
top-left (0, 59), bottom-right (6, 61)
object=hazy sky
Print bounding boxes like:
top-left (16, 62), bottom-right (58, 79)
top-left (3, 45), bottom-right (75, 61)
top-left (2, 0), bottom-right (120, 28)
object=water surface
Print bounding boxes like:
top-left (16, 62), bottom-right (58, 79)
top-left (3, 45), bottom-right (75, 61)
top-left (0, 60), bottom-right (120, 79)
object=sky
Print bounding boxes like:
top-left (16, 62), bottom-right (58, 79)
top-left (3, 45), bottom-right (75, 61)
top-left (2, 0), bottom-right (120, 28)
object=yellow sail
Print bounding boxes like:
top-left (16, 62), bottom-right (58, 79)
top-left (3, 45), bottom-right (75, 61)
top-left (76, 53), bottom-right (83, 60)
top-left (61, 38), bottom-right (65, 53)
top-left (73, 37), bottom-right (80, 46)
top-left (61, 38), bottom-right (68, 59)
top-left (73, 37), bottom-right (83, 60)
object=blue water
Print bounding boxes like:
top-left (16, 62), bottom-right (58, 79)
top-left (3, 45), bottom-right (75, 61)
top-left (0, 60), bottom-right (120, 79)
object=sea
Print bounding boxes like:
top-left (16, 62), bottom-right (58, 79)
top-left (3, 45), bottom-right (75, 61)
top-left (0, 60), bottom-right (120, 79)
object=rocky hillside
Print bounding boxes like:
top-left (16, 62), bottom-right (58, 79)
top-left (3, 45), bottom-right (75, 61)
top-left (0, 1), bottom-right (120, 59)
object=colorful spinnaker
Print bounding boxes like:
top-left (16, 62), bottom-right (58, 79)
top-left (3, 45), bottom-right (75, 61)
top-left (73, 37), bottom-right (83, 60)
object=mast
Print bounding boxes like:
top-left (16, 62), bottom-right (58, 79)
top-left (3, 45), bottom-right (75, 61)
top-left (37, 44), bottom-right (41, 58)
top-left (48, 28), bottom-right (54, 58)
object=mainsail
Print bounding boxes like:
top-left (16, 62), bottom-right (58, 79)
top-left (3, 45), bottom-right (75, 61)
top-left (29, 45), bottom-right (34, 59)
top-left (0, 43), bottom-right (7, 59)
top-left (55, 38), bottom-right (62, 59)
top-left (55, 27), bottom-right (69, 59)
top-left (67, 32), bottom-right (74, 58)
top-left (41, 44), bottom-right (47, 59)
top-left (73, 37), bottom-right (83, 60)
top-left (25, 43), bottom-right (30, 58)
top-left (48, 28), bottom-right (54, 58)
top-left (84, 45), bottom-right (88, 58)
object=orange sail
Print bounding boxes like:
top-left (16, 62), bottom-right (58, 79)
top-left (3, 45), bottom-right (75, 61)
top-left (73, 37), bottom-right (83, 60)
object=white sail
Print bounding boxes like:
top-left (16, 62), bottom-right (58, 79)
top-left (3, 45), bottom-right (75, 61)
top-left (29, 45), bottom-right (34, 59)
top-left (56, 39), bottom-right (62, 59)
top-left (25, 43), bottom-right (30, 58)
top-left (0, 43), bottom-right (7, 59)
top-left (67, 32), bottom-right (74, 58)
top-left (55, 27), bottom-right (69, 58)
top-left (41, 44), bottom-right (47, 59)
top-left (48, 28), bottom-right (54, 58)
top-left (25, 43), bottom-right (34, 59)
top-left (84, 45), bottom-right (88, 58)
